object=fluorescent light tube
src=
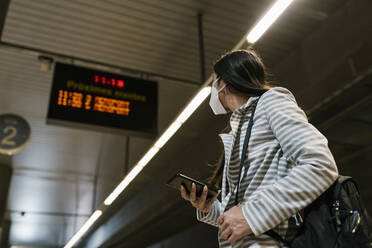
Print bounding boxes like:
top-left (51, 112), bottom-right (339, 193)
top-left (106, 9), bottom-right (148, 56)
top-left (64, 210), bottom-right (102, 248)
top-left (154, 87), bottom-right (211, 149)
top-left (104, 147), bottom-right (159, 206)
top-left (175, 87), bottom-right (211, 123)
top-left (136, 146), bottom-right (160, 168)
top-left (247, 0), bottom-right (294, 43)
top-left (104, 176), bottom-right (130, 206)
top-left (154, 122), bottom-right (182, 149)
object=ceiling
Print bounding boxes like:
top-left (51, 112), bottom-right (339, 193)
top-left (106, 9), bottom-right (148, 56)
top-left (0, 0), bottom-right (371, 247)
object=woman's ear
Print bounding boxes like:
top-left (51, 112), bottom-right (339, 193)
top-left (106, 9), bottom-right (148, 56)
top-left (219, 84), bottom-right (230, 111)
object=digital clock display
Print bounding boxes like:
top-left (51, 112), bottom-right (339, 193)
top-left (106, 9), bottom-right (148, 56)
top-left (47, 63), bottom-right (158, 137)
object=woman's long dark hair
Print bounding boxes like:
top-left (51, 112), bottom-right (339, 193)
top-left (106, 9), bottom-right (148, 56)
top-left (207, 48), bottom-right (275, 189)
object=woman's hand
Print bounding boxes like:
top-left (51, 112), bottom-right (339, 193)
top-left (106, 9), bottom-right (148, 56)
top-left (216, 204), bottom-right (252, 245)
top-left (180, 183), bottom-right (220, 213)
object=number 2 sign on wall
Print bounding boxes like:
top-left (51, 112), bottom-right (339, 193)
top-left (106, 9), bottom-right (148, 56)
top-left (0, 114), bottom-right (31, 156)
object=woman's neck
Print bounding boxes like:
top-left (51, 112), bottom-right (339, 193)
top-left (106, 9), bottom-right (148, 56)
top-left (228, 95), bottom-right (250, 112)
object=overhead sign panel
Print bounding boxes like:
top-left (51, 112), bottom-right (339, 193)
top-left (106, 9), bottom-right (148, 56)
top-left (47, 62), bottom-right (158, 138)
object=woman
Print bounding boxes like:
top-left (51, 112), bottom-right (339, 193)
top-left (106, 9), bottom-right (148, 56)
top-left (180, 49), bottom-right (339, 247)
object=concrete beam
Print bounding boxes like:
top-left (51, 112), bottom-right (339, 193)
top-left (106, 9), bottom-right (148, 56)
top-left (0, 0), bottom-right (10, 40)
top-left (0, 220), bottom-right (10, 248)
top-left (0, 156), bottom-right (12, 223)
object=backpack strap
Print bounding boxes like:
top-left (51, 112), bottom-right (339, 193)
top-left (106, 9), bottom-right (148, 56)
top-left (234, 98), bottom-right (260, 205)
top-left (331, 175), bottom-right (355, 230)
top-left (232, 94), bottom-right (291, 245)
top-left (332, 175), bottom-right (354, 200)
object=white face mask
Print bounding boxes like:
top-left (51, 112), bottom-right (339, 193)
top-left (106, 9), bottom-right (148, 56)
top-left (209, 77), bottom-right (227, 115)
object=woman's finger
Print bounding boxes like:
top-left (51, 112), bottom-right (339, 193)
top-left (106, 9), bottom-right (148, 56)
top-left (180, 185), bottom-right (189, 201)
top-left (205, 190), bottom-right (221, 209)
top-left (217, 216), bottom-right (221, 225)
top-left (190, 183), bottom-right (197, 202)
top-left (228, 234), bottom-right (239, 245)
top-left (198, 185), bottom-right (208, 209)
top-left (217, 213), bottom-right (224, 226)
top-left (219, 221), bottom-right (229, 233)
top-left (220, 226), bottom-right (232, 240)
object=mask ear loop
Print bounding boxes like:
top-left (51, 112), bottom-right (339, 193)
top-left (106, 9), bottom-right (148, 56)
top-left (212, 77), bottom-right (228, 94)
top-left (212, 77), bottom-right (220, 88)
top-left (218, 83), bottom-right (227, 93)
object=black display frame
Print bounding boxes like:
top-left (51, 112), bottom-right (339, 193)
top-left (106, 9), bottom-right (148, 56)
top-left (47, 62), bottom-right (158, 138)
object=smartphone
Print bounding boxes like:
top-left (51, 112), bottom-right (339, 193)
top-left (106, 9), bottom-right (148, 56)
top-left (166, 173), bottom-right (219, 200)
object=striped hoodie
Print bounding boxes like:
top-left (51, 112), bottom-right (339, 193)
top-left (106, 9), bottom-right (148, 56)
top-left (197, 86), bottom-right (339, 247)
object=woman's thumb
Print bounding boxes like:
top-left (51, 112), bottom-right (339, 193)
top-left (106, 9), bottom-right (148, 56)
top-left (215, 190), bottom-right (221, 199)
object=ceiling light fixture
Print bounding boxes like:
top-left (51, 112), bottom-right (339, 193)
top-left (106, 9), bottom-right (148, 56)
top-left (246, 0), bottom-right (294, 43)
top-left (64, 210), bottom-right (102, 248)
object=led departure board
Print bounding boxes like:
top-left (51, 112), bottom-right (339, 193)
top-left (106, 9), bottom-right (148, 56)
top-left (47, 63), bottom-right (158, 137)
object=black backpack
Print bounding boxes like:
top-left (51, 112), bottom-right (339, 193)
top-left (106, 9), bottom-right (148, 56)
top-left (267, 175), bottom-right (372, 248)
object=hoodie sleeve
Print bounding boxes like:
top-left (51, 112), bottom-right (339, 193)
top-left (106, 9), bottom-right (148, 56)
top-left (242, 87), bottom-right (339, 236)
